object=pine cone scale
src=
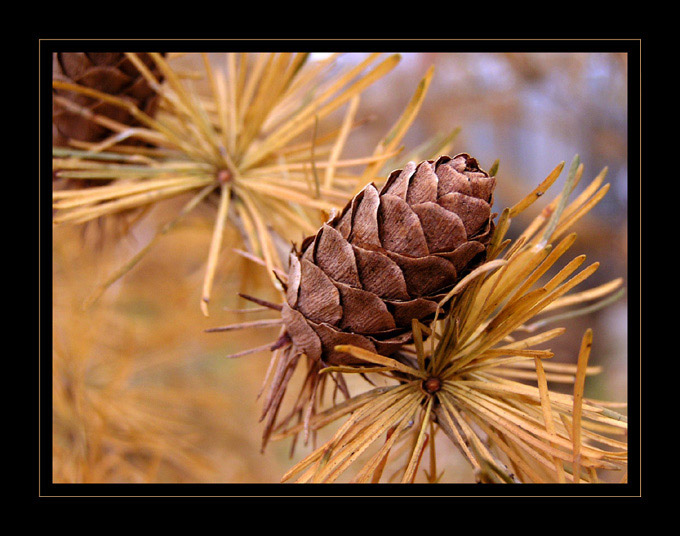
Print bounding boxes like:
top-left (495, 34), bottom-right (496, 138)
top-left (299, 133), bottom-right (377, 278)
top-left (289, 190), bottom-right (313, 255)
top-left (436, 241), bottom-right (487, 273)
top-left (296, 259), bottom-right (342, 325)
top-left (281, 303), bottom-right (322, 361)
top-left (378, 194), bottom-right (429, 256)
top-left (311, 323), bottom-right (376, 366)
top-left (386, 251), bottom-right (457, 297)
top-left (77, 66), bottom-right (132, 94)
top-left (386, 297), bottom-right (440, 326)
top-left (411, 202), bottom-right (467, 253)
top-left (315, 225), bottom-right (361, 287)
top-left (438, 192), bottom-right (491, 236)
top-left (335, 283), bottom-right (396, 332)
top-left (382, 161), bottom-right (417, 199)
top-left (405, 161), bottom-right (438, 204)
top-left (348, 186), bottom-right (381, 248)
top-left (352, 245), bottom-right (410, 300)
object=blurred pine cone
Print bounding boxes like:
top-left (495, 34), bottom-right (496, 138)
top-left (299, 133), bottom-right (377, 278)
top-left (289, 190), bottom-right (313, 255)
top-left (52, 52), bottom-right (164, 146)
top-left (282, 153), bottom-right (496, 366)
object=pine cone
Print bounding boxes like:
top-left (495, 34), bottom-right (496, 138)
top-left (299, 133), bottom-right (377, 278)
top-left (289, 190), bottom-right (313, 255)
top-left (53, 53), bottom-right (164, 146)
top-left (282, 154), bottom-right (496, 367)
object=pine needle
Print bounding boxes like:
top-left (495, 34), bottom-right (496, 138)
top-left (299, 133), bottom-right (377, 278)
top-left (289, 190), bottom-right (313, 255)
top-left (201, 183), bottom-right (232, 316)
top-left (572, 329), bottom-right (593, 483)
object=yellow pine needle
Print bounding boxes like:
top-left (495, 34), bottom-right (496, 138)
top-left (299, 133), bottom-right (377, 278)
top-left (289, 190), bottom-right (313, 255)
top-left (244, 178), bottom-right (350, 205)
top-left (280, 53), bottom-right (338, 100)
top-left (487, 223), bottom-right (513, 264)
top-left (201, 183), bottom-right (232, 316)
top-left (412, 319), bottom-right (427, 372)
top-left (236, 189), bottom-right (283, 290)
top-left (498, 359), bottom-right (601, 375)
top-left (453, 350), bottom-right (554, 377)
top-left (466, 246), bottom-right (552, 332)
top-left (255, 197), bottom-right (318, 237)
top-left (438, 259), bottom-right (508, 310)
top-left (235, 53), bottom-right (268, 125)
top-left (572, 329), bottom-right (593, 483)
top-left (504, 234), bottom-right (529, 261)
top-left (309, 116), bottom-right (322, 199)
top-left (53, 177), bottom-right (211, 208)
top-left (490, 368), bottom-right (579, 383)
top-left (401, 397), bottom-right (434, 483)
top-left (530, 263), bottom-right (600, 318)
top-left (439, 392), bottom-right (498, 467)
top-left (54, 180), bottom-right (210, 225)
top-left (240, 181), bottom-right (338, 211)
top-left (201, 53), bottom-right (231, 154)
top-left (147, 53), bottom-right (225, 161)
top-left (509, 233), bottom-right (578, 300)
top-left (225, 53), bottom-right (239, 154)
top-left (280, 439), bottom-right (331, 482)
top-left (324, 95), bottom-right (360, 188)
top-left (551, 184), bottom-right (611, 241)
top-left (534, 357), bottom-right (567, 482)
top-left (124, 52), bottom-right (164, 93)
top-left (523, 166), bottom-right (606, 250)
top-left (315, 400), bottom-right (417, 482)
top-left (542, 277), bottom-right (624, 313)
top-left (238, 54), bottom-right (292, 152)
top-left (424, 421), bottom-right (441, 484)
top-left (334, 345), bottom-right (428, 379)
top-left (262, 197), bottom-right (319, 236)
top-left (319, 365), bottom-right (395, 375)
top-left (393, 127), bottom-right (462, 173)
top-left (538, 156), bottom-right (582, 247)
top-left (508, 161), bottom-right (565, 217)
top-left (356, 65), bottom-right (435, 193)
top-left (232, 204), bottom-right (260, 258)
top-left (497, 327), bottom-right (567, 350)
top-left (559, 166), bottom-right (608, 223)
top-left (432, 397), bottom-right (480, 470)
top-left (452, 288), bottom-right (549, 369)
top-left (242, 54), bottom-right (401, 170)
top-left (248, 152), bottom-right (403, 176)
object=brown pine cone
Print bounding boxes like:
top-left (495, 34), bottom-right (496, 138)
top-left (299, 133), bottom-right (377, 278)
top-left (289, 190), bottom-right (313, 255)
top-left (53, 52), bottom-right (164, 146)
top-left (281, 153), bottom-right (496, 367)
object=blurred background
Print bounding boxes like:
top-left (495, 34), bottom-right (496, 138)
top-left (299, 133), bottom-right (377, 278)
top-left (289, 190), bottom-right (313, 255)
top-left (52, 52), bottom-right (628, 484)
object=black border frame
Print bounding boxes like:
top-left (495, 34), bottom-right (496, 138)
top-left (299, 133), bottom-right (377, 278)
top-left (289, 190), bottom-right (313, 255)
top-left (36, 36), bottom-right (645, 502)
